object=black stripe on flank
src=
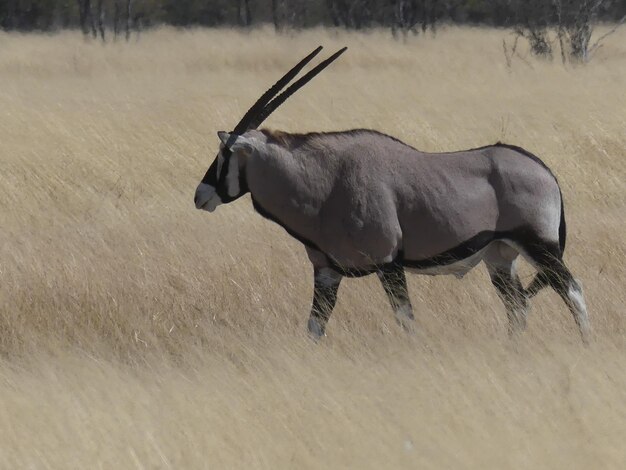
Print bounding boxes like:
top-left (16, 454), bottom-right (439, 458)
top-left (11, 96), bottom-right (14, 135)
top-left (250, 196), bottom-right (498, 277)
top-left (327, 228), bottom-right (561, 279)
top-left (400, 230), bottom-right (497, 269)
top-left (250, 196), bottom-right (562, 279)
top-left (402, 227), bottom-right (561, 271)
top-left (329, 231), bottom-right (498, 278)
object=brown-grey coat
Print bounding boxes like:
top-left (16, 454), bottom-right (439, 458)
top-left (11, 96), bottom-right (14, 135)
top-left (242, 129), bottom-right (561, 270)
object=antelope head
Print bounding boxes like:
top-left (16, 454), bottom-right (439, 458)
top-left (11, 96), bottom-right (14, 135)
top-left (194, 46), bottom-right (347, 213)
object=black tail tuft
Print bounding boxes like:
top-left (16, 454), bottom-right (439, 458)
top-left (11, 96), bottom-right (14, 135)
top-left (558, 190), bottom-right (566, 257)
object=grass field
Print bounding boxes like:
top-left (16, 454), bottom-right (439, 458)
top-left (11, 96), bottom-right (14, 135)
top-left (0, 26), bottom-right (625, 468)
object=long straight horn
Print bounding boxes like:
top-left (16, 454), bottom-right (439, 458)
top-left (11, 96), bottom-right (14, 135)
top-left (232, 46), bottom-right (323, 135)
top-left (248, 47), bottom-right (348, 130)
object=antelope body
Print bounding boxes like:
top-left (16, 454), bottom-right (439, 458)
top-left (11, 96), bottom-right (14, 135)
top-left (194, 47), bottom-right (590, 341)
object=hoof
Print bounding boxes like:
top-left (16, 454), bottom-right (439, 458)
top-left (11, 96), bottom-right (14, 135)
top-left (580, 326), bottom-right (592, 346)
top-left (307, 318), bottom-right (326, 341)
top-left (395, 304), bottom-right (416, 334)
top-left (395, 316), bottom-right (416, 335)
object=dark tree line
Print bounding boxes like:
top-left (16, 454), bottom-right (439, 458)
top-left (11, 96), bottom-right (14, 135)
top-left (0, 0), bottom-right (139, 39)
top-left (1, 0), bottom-right (624, 39)
top-left (75, 0), bottom-right (134, 40)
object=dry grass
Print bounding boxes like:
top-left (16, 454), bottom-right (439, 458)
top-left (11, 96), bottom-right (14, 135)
top-left (0, 26), bottom-right (625, 468)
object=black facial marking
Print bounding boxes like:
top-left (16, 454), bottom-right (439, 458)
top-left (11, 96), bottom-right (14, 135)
top-left (200, 146), bottom-right (249, 204)
top-left (200, 158), bottom-right (219, 186)
top-left (215, 148), bottom-right (232, 200)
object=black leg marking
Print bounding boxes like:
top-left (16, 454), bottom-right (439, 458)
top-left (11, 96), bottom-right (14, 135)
top-left (308, 267), bottom-right (342, 339)
top-left (378, 262), bottom-right (415, 331)
top-left (525, 271), bottom-right (550, 298)
top-left (483, 242), bottom-right (528, 336)
top-left (538, 260), bottom-right (590, 343)
top-left (489, 267), bottom-right (529, 335)
top-left (523, 244), bottom-right (590, 342)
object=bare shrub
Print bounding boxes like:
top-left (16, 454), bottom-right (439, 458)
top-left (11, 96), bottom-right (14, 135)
top-left (555, 0), bottom-right (625, 62)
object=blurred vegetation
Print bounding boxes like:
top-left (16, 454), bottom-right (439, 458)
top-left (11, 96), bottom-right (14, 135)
top-left (0, 1), bottom-right (624, 62)
top-left (0, 0), bottom-right (624, 32)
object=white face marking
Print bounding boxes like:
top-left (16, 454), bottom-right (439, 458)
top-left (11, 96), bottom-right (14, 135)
top-left (226, 154), bottom-right (240, 197)
top-left (194, 182), bottom-right (222, 212)
top-left (216, 152), bottom-right (225, 176)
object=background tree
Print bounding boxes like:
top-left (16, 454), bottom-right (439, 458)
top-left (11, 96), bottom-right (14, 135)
top-left (238, 0), bottom-right (251, 27)
top-left (555, 0), bottom-right (625, 62)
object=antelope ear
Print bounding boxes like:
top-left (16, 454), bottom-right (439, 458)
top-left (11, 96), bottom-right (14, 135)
top-left (217, 131), bottom-right (255, 155)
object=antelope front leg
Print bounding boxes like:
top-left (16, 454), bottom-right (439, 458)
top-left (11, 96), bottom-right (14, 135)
top-left (377, 262), bottom-right (415, 332)
top-left (307, 267), bottom-right (343, 339)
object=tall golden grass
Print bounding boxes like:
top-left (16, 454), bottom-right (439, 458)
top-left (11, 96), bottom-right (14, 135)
top-left (0, 26), bottom-right (625, 468)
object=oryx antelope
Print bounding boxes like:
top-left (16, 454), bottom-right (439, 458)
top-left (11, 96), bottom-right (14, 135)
top-left (194, 47), bottom-right (590, 341)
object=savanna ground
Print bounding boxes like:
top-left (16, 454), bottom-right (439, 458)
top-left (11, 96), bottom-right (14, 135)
top-left (0, 26), bottom-right (625, 468)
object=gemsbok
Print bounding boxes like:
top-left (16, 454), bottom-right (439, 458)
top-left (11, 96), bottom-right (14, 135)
top-left (194, 47), bottom-right (590, 342)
